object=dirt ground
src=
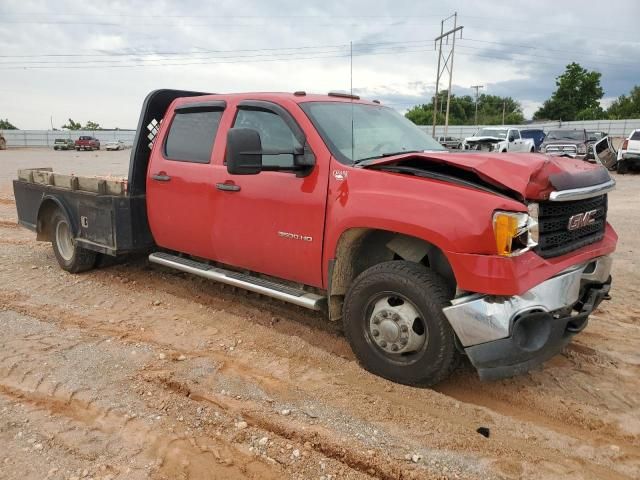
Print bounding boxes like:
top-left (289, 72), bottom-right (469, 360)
top-left (0, 148), bottom-right (639, 480)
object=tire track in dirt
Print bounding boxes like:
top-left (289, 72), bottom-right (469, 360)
top-left (0, 382), bottom-right (283, 480)
top-left (2, 209), bottom-right (640, 478)
top-left (1, 285), bottom-right (638, 479)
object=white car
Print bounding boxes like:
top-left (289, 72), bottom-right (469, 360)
top-left (616, 129), bottom-right (640, 174)
top-left (463, 127), bottom-right (535, 153)
top-left (104, 140), bottom-right (126, 151)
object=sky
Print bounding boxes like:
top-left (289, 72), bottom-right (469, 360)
top-left (1, 0), bottom-right (639, 129)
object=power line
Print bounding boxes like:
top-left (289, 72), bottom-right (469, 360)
top-left (0, 39), bottom-right (431, 59)
top-left (1, 35), bottom-right (638, 74)
top-left (460, 37), bottom-right (632, 61)
top-left (0, 46), bottom-right (439, 70)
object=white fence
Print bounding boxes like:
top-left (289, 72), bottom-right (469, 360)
top-left (423, 119), bottom-right (640, 139)
top-left (3, 118), bottom-right (640, 148)
top-left (2, 129), bottom-right (136, 148)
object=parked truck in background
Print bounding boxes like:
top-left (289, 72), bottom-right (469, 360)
top-left (616, 129), bottom-right (640, 174)
top-left (0, 132), bottom-right (6, 150)
top-left (462, 127), bottom-right (535, 152)
top-left (75, 135), bottom-right (100, 151)
top-left (520, 128), bottom-right (546, 152)
top-left (540, 129), bottom-right (592, 160)
top-left (12, 89), bottom-right (617, 386)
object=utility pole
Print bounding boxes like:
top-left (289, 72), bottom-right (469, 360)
top-left (470, 85), bottom-right (484, 125)
top-left (502, 101), bottom-right (506, 125)
top-left (432, 13), bottom-right (464, 138)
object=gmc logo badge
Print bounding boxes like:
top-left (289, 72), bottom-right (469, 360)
top-left (567, 209), bottom-right (598, 231)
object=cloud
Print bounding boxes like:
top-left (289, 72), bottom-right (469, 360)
top-left (0, 0), bottom-right (639, 127)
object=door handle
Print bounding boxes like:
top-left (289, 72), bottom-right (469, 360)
top-left (216, 182), bottom-right (241, 192)
top-left (151, 173), bottom-right (171, 182)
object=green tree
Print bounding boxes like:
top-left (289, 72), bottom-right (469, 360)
top-left (62, 118), bottom-right (82, 130)
top-left (0, 118), bottom-right (18, 129)
top-left (405, 91), bottom-right (524, 126)
top-left (607, 86), bottom-right (640, 119)
top-left (84, 121), bottom-right (101, 130)
top-left (533, 63), bottom-right (604, 121)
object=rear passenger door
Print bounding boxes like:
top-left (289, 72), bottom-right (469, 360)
top-left (146, 101), bottom-right (226, 258)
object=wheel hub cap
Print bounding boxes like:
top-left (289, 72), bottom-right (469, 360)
top-left (56, 220), bottom-right (74, 261)
top-left (369, 296), bottom-right (426, 355)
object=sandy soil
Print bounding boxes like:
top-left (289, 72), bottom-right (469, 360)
top-left (0, 149), bottom-right (639, 480)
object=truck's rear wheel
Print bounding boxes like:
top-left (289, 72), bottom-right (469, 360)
top-left (343, 261), bottom-right (459, 387)
top-left (51, 210), bottom-right (96, 273)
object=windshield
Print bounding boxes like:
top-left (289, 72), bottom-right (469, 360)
top-left (476, 128), bottom-right (508, 139)
top-left (546, 130), bottom-right (585, 141)
top-left (300, 102), bottom-right (445, 163)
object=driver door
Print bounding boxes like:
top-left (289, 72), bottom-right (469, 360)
top-left (210, 101), bottom-right (329, 287)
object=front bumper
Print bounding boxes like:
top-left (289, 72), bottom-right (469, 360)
top-left (443, 255), bottom-right (612, 380)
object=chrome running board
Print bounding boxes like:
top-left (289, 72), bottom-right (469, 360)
top-left (149, 252), bottom-right (326, 311)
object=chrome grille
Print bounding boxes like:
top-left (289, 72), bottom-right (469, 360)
top-left (545, 144), bottom-right (577, 155)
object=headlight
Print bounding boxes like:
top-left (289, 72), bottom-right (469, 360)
top-left (493, 210), bottom-right (538, 257)
top-left (577, 144), bottom-right (587, 154)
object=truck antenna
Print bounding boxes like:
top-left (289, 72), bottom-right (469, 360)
top-left (350, 41), bottom-right (354, 162)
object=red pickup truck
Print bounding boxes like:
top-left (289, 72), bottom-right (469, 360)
top-left (13, 89), bottom-right (617, 386)
top-left (75, 135), bottom-right (100, 151)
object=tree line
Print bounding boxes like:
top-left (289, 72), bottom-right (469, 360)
top-left (406, 62), bottom-right (640, 126)
top-left (0, 118), bottom-right (103, 131)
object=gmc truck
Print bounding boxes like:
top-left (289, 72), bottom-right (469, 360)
top-left (12, 89), bottom-right (617, 386)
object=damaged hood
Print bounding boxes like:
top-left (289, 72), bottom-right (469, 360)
top-left (360, 151), bottom-right (612, 201)
top-left (464, 136), bottom-right (505, 143)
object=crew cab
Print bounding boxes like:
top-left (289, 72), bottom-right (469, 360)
top-left (75, 135), bottom-right (100, 151)
top-left (462, 127), bottom-right (535, 153)
top-left (12, 89), bottom-right (617, 386)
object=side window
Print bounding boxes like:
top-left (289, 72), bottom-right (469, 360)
top-left (233, 108), bottom-right (299, 168)
top-left (510, 130), bottom-right (520, 140)
top-left (164, 109), bottom-right (223, 163)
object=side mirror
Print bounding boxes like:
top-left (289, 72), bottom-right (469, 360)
top-left (508, 135), bottom-right (516, 142)
top-left (226, 128), bottom-right (263, 175)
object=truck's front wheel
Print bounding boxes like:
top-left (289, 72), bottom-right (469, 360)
top-left (51, 210), bottom-right (96, 273)
top-left (343, 261), bottom-right (459, 387)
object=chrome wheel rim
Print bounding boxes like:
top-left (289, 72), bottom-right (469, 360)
top-left (367, 294), bottom-right (427, 360)
top-left (55, 220), bottom-right (74, 261)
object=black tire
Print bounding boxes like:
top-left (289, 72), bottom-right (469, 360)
top-left (617, 160), bottom-right (629, 174)
top-left (343, 261), bottom-right (459, 387)
top-left (51, 210), bottom-right (96, 273)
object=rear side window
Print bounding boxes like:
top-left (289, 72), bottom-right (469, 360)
top-left (165, 110), bottom-right (223, 163)
top-left (631, 131), bottom-right (640, 141)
